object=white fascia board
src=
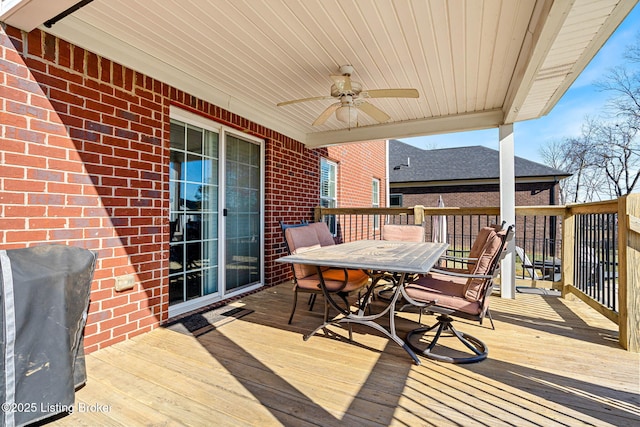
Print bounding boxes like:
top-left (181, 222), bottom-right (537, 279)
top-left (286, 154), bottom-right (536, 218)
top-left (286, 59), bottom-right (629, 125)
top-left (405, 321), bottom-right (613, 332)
top-left (1, 0), bottom-right (79, 32)
top-left (304, 109), bottom-right (504, 148)
top-left (536, 0), bottom-right (638, 118)
top-left (44, 16), bottom-right (307, 144)
top-left (503, 0), bottom-right (573, 124)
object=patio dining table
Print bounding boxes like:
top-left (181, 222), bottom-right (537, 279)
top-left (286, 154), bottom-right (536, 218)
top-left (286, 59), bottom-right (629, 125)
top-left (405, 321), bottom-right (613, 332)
top-left (277, 239), bottom-right (448, 365)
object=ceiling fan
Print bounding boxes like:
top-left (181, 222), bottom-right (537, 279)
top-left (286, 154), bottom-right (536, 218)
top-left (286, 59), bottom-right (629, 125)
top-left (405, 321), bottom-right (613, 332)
top-left (277, 65), bottom-right (419, 126)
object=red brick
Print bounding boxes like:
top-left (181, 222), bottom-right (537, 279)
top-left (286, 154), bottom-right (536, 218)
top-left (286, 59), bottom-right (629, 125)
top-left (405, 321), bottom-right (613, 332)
top-left (58, 39), bottom-right (71, 68)
top-left (4, 178), bottom-right (45, 192)
top-left (0, 84), bottom-right (29, 103)
top-left (48, 65), bottom-right (83, 85)
top-left (0, 111), bottom-right (27, 128)
top-left (0, 56), bottom-right (29, 78)
top-left (43, 32), bottom-right (56, 62)
top-left (0, 218), bottom-right (26, 229)
top-left (27, 30), bottom-right (42, 57)
top-left (86, 51), bottom-right (99, 79)
top-left (22, 56), bottom-right (46, 73)
top-left (30, 118), bottom-right (67, 135)
top-left (50, 228), bottom-right (84, 240)
top-left (28, 168), bottom-right (64, 182)
top-left (28, 217), bottom-right (66, 229)
top-left (72, 45), bottom-right (84, 73)
top-left (6, 99), bottom-right (49, 120)
top-left (100, 57), bottom-right (111, 82)
top-left (50, 87), bottom-right (84, 106)
top-left (6, 229), bottom-right (47, 242)
top-left (47, 206), bottom-right (84, 217)
top-left (0, 165), bottom-right (24, 179)
top-left (100, 295), bottom-right (130, 311)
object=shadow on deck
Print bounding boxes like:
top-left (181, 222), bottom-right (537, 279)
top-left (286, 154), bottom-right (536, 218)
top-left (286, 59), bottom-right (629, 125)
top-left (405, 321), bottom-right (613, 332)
top-left (51, 282), bottom-right (639, 426)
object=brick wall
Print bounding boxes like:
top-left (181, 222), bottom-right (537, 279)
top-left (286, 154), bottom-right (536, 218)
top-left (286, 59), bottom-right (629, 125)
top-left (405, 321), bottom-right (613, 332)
top-left (0, 25), bottom-right (337, 352)
top-left (395, 182), bottom-right (558, 208)
top-left (327, 141), bottom-right (386, 207)
top-left (326, 141), bottom-right (387, 240)
top-left (392, 182), bottom-right (562, 253)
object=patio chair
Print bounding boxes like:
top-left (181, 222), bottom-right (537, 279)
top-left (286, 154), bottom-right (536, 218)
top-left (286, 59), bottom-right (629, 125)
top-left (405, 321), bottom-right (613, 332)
top-left (377, 224), bottom-right (425, 301)
top-left (437, 222), bottom-right (505, 274)
top-left (280, 221), bottom-right (318, 311)
top-left (282, 222), bottom-right (370, 324)
top-left (402, 224), bottom-right (514, 364)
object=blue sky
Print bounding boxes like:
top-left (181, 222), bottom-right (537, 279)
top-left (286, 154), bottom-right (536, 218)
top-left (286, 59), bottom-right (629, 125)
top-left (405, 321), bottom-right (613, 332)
top-left (399, 3), bottom-right (640, 165)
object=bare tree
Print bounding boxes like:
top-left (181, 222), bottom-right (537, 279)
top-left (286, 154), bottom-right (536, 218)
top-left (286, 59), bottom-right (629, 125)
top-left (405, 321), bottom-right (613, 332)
top-left (592, 119), bottom-right (640, 196)
top-left (539, 139), bottom-right (573, 204)
top-left (541, 32), bottom-right (640, 201)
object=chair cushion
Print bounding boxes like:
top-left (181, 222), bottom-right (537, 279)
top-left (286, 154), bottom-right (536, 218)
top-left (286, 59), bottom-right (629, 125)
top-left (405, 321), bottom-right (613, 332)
top-left (307, 222), bottom-right (336, 246)
top-left (405, 275), bottom-right (481, 315)
top-left (382, 224), bottom-right (424, 242)
top-left (464, 228), bottom-right (504, 300)
top-left (297, 268), bottom-right (369, 292)
top-left (285, 226), bottom-right (322, 279)
top-left (465, 226), bottom-right (497, 272)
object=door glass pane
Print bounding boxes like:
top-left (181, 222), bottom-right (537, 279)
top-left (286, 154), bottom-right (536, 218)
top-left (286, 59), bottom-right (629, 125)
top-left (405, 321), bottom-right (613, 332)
top-left (169, 119), bottom-right (219, 305)
top-left (225, 135), bottom-right (261, 291)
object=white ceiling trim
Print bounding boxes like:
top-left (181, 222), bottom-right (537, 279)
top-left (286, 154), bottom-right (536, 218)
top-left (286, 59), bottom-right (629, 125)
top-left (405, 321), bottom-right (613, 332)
top-left (304, 109), bottom-right (504, 148)
top-left (13, 0), bottom-right (637, 148)
top-left (536, 0), bottom-right (638, 118)
top-left (502, 0), bottom-right (571, 123)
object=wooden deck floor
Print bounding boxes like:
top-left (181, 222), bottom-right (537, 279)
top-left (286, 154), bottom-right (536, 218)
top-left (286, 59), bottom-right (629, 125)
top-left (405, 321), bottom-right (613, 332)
top-left (51, 282), bottom-right (639, 427)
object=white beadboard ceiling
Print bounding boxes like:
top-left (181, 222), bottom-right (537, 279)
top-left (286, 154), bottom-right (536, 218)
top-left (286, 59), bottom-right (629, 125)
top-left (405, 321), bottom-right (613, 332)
top-left (10, 0), bottom-right (637, 147)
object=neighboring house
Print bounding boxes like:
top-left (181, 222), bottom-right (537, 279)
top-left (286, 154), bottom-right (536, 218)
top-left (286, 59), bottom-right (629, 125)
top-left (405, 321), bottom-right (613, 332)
top-left (389, 139), bottom-right (570, 258)
top-left (389, 140), bottom-right (570, 208)
top-left (0, 26), bottom-right (386, 352)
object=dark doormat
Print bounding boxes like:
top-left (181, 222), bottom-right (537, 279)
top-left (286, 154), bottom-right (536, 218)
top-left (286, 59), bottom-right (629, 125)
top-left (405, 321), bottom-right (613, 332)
top-left (165, 306), bottom-right (254, 337)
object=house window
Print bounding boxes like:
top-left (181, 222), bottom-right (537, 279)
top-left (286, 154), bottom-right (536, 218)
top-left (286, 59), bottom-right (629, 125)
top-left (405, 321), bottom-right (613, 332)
top-left (320, 158), bottom-right (337, 234)
top-left (372, 178), bottom-right (380, 229)
top-left (390, 194), bottom-right (403, 207)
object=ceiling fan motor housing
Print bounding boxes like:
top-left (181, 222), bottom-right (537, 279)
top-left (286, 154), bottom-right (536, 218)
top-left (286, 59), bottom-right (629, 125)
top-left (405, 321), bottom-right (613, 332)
top-left (331, 82), bottom-right (362, 97)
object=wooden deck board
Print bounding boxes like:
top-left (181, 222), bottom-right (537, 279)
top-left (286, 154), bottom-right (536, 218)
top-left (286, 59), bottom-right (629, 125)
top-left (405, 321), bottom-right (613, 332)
top-left (49, 282), bottom-right (639, 426)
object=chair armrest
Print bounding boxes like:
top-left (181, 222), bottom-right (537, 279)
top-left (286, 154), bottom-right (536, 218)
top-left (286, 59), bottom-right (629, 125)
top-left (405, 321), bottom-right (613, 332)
top-left (440, 254), bottom-right (478, 264)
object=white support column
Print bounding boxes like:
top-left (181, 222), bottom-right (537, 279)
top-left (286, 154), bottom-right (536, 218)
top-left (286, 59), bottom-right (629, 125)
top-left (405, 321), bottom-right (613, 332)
top-left (499, 124), bottom-right (516, 299)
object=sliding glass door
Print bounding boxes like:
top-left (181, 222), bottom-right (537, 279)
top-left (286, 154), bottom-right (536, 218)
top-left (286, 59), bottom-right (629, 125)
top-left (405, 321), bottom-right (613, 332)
top-left (169, 110), bottom-right (263, 316)
top-left (224, 134), bottom-right (261, 291)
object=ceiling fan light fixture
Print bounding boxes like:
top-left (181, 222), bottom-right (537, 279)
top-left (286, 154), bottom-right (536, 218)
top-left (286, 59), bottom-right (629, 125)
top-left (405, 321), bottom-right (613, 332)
top-left (335, 105), bottom-right (357, 123)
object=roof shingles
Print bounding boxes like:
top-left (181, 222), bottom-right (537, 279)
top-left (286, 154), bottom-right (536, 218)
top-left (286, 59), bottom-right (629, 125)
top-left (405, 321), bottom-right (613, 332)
top-left (389, 140), bottom-right (570, 183)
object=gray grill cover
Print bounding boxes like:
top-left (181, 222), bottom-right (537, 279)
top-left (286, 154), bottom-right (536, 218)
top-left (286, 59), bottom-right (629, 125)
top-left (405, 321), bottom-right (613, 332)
top-left (0, 246), bottom-right (97, 427)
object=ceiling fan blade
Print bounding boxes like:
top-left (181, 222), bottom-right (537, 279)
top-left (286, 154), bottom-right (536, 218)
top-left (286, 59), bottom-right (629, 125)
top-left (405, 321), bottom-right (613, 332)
top-left (357, 101), bottom-right (391, 123)
top-left (277, 95), bottom-right (334, 107)
top-left (361, 88), bottom-right (419, 98)
top-left (312, 103), bottom-right (340, 126)
top-left (330, 74), bottom-right (352, 93)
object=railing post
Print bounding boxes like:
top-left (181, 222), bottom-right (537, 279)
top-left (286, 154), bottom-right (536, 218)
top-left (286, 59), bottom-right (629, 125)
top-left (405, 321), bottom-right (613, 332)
top-left (561, 206), bottom-right (575, 298)
top-left (314, 206), bottom-right (322, 223)
top-left (618, 194), bottom-right (640, 352)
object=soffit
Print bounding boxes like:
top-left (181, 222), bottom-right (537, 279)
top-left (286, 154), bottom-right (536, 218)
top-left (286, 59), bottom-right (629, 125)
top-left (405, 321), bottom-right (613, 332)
top-left (18, 0), bottom-right (637, 147)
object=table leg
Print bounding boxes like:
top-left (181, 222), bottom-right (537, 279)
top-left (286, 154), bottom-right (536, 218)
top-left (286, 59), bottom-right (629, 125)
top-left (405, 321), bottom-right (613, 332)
top-left (303, 270), bottom-right (421, 365)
